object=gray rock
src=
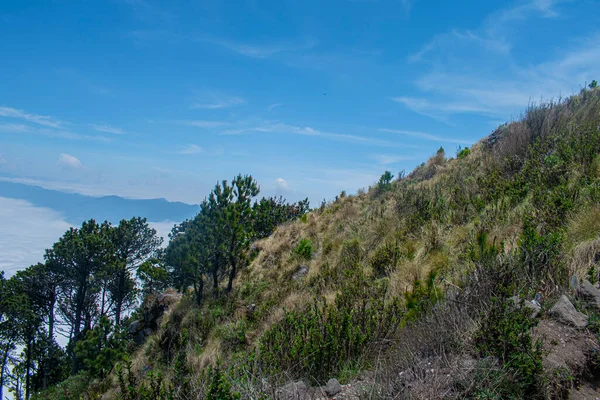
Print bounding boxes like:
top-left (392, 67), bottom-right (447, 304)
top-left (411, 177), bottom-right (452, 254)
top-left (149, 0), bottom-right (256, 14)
top-left (549, 295), bottom-right (588, 328)
top-left (580, 280), bottom-right (600, 312)
top-left (292, 265), bottom-right (310, 281)
top-left (508, 296), bottom-right (540, 318)
top-left (524, 300), bottom-right (541, 318)
top-left (128, 320), bottom-right (143, 334)
top-left (324, 378), bottom-right (342, 396)
top-left (276, 380), bottom-right (308, 400)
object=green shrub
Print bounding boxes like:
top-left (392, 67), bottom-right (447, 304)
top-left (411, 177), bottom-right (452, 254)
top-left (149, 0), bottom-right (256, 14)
top-left (370, 243), bottom-right (399, 277)
top-left (206, 364), bottom-right (240, 400)
top-left (474, 297), bottom-right (543, 397)
top-left (219, 320), bottom-right (247, 352)
top-left (457, 147), bottom-right (471, 159)
top-left (293, 239), bottom-right (313, 260)
top-left (377, 171), bottom-right (394, 192)
top-left (259, 267), bottom-right (402, 383)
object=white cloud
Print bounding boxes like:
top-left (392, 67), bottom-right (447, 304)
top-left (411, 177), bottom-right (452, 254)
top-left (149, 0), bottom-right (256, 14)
top-left (400, 0), bottom-right (597, 121)
top-left (0, 106), bottom-right (63, 128)
top-left (178, 144), bottom-right (204, 155)
top-left (204, 37), bottom-right (317, 59)
top-left (90, 124), bottom-right (126, 135)
top-left (175, 120), bottom-right (229, 128)
top-left (379, 128), bottom-right (472, 145)
top-left (0, 197), bottom-right (70, 277)
top-left (190, 95), bottom-right (245, 110)
top-left (275, 177), bottom-right (288, 190)
top-left (57, 153), bottom-right (83, 169)
top-left (374, 154), bottom-right (415, 165)
top-left (220, 121), bottom-right (412, 147)
top-left (267, 103), bottom-right (283, 111)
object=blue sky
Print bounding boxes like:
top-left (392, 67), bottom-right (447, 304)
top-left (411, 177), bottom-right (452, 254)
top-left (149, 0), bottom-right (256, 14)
top-left (0, 0), bottom-right (599, 204)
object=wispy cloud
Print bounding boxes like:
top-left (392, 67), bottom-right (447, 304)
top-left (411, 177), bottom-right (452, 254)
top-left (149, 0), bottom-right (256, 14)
top-left (190, 95), bottom-right (245, 110)
top-left (267, 103), bottom-right (283, 111)
top-left (0, 123), bottom-right (34, 133)
top-left (90, 124), bottom-right (126, 135)
top-left (204, 37), bottom-right (318, 59)
top-left (178, 144), bottom-right (204, 155)
top-left (400, 0), bottom-right (595, 122)
top-left (374, 154), bottom-right (416, 165)
top-left (175, 120), bottom-right (230, 128)
top-left (220, 121), bottom-right (408, 147)
top-left (0, 106), bottom-right (64, 128)
top-left (57, 153), bottom-right (83, 169)
top-left (0, 122), bottom-right (111, 142)
top-left (275, 177), bottom-right (289, 190)
top-left (379, 128), bottom-right (472, 145)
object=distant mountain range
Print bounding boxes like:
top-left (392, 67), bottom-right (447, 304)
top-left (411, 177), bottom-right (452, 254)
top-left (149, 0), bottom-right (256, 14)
top-left (0, 181), bottom-right (200, 225)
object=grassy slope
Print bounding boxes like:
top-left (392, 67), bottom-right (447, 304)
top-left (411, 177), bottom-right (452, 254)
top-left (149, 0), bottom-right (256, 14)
top-left (121, 87), bottom-right (600, 398)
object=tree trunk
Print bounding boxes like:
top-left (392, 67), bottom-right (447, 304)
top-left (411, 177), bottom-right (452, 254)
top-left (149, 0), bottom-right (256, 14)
top-left (114, 267), bottom-right (126, 326)
top-left (212, 264), bottom-right (219, 298)
top-left (0, 343), bottom-right (9, 400)
top-left (25, 333), bottom-right (32, 400)
top-left (44, 294), bottom-right (56, 389)
top-left (194, 277), bottom-right (204, 306)
top-left (72, 283), bottom-right (87, 374)
top-left (226, 258), bottom-right (236, 293)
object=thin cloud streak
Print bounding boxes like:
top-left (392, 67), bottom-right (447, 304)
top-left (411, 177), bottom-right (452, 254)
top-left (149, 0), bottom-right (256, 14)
top-left (0, 106), bottom-right (64, 128)
top-left (379, 128), bottom-right (472, 145)
top-left (90, 124), bottom-right (126, 135)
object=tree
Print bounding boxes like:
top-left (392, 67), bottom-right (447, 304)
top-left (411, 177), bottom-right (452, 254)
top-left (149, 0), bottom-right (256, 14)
top-left (166, 230), bottom-right (208, 305)
top-left (378, 171), bottom-right (394, 192)
top-left (252, 196), bottom-right (310, 239)
top-left (589, 80), bottom-right (598, 89)
top-left (46, 219), bottom-right (112, 373)
top-left (74, 316), bottom-right (126, 379)
top-left (107, 218), bottom-right (163, 325)
top-left (137, 253), bottom-right (171, 297)
top-left (208, 175), bottom-right (260, 292)
top-left (0, 271), bottom-right (20, 400)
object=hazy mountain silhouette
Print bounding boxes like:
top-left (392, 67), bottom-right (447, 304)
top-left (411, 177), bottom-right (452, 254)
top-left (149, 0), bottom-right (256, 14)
top-left (0, 181), bottom-right (200, 224)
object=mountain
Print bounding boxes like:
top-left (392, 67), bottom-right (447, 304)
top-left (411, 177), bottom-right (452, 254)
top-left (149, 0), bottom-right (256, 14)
top-left (0, 181), bottom-right (200, 224)
top-left (19, 86), bottom-right (600, 399)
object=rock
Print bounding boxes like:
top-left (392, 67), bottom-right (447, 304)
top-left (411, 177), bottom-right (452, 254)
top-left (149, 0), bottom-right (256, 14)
top-left (524, 300), bottom-right (542, 318)
top-left (324, 378), bottom-right (342, 396)
top-left (276, 380), bottom-right (308, 400)
top-left (549, 295), bottom-right (588, 328)
top-left (580, 280), bottom-right (600, 312)
top-left (292, 265), bottom-right (310, 281)
top-left (128, 320), bottom-right (143, 334)
top-left (508, 296), bottom-right (541, 318)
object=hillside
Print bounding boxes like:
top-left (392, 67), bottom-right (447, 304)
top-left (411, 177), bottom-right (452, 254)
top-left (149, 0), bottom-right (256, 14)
top-left (5, 84), bottom-right (600, 400)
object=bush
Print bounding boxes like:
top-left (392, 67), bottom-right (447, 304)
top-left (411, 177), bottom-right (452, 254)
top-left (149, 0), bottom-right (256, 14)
top-left (293, 238), bottom-right (313, 260)
top-left (206, 365), bottom-right (240, 400)
top-left (474, 297), bottom-right (544, 397)
top-left (457, 147), bottom-right (471, 160)
top-left (378, 171), bottom-right (394, 192)
top-left (259, 267), bottom-right (402, 383)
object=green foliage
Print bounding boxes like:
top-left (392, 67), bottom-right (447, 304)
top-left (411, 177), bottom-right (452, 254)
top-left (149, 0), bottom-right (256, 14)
top-left (457, 146), bottom-right (471, 159)
top-left (206, 364), bottom-right (240, 400)
top-left (293, 239), bottom-right (313, 260)
top-left (218, 320), bottom-right (247, 352)
top-left (377, 171), bottom-right (394, 192)
top-left (590, 80), bottom-right (598, 89)
top-left (474, 297), bottom-right (543, 397)
top-left (370, 242), bottom-right (399, 277)
top-left (74, 316), bottom-right (126, 379)
top-left (259, 267), bottom-right (402, 383)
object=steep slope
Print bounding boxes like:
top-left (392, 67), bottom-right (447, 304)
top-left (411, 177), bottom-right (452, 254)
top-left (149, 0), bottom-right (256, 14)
top-left (94, 86), bottom-right (600, 399)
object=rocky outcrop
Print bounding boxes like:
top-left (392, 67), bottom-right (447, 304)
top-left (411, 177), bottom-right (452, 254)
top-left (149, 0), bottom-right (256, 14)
top-left (128, 290), bottom-right (181, 345)
top-left (276, 381), bottom-right (308, 400)
top-left (580, 280), bottom-right (600, 312)
top-left (548, 295), bottom-right (587, 328)
top-left (324, 379), bottom-right (342, 397)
